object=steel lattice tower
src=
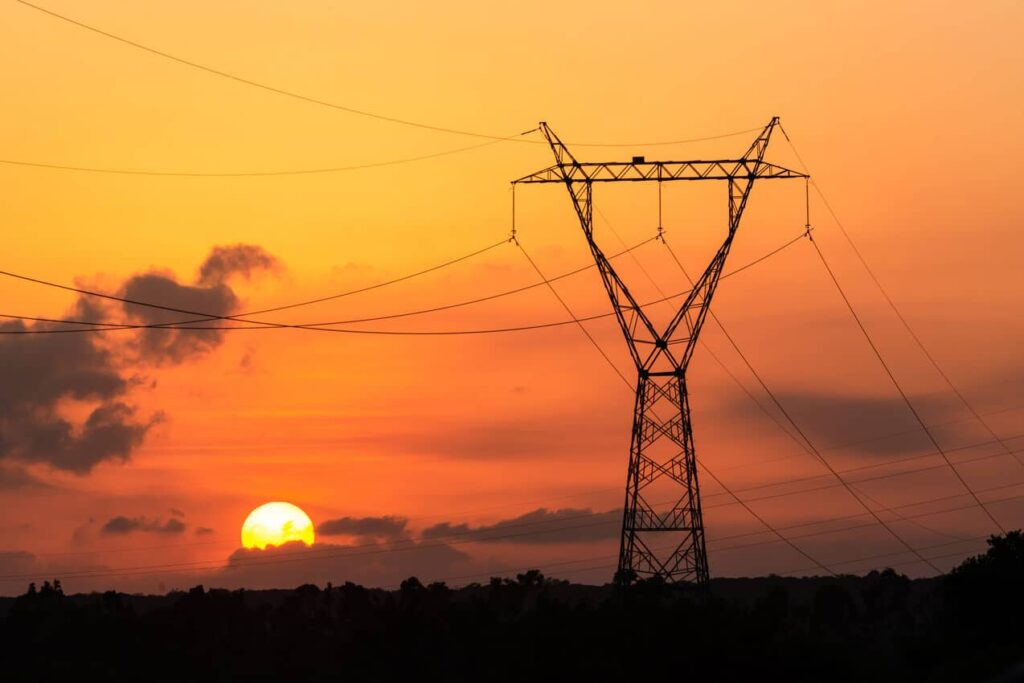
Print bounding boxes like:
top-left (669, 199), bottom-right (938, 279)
top-left (513, 118), bottom-right (806, 586)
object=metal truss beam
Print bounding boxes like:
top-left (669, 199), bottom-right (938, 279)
top-left (513, 158), bottom-right (805, 185)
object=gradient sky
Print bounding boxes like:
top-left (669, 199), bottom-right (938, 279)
top-left (1, 0), bottom-right (1022, 594)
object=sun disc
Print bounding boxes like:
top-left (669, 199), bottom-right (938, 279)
top-left (241, 501), bottom-right (315, 549)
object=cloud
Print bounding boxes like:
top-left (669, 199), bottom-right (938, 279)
top-left (0, 551), bottom-right (38, 576)
top-left (101, 516), bottom-right (187, 535)
top-left (0, 244), bottom-right (277, 474)
top-left (197, 244), bottom-right (280, 286)
top-left (63, 402), bottom-right (155, 469)
top-left (0, 465), bottom-right (50, 491)
top-left (420, 507), bottom-right (620, 545)
top-left (721, 389), bottom-right (971, 456)
top-left (119, 245), bottom-right (278, 364)
top-left (194, 527), bottom-right (215, 536)
top-left (120, 274), bottom-right (240, 364)
top-left (196, 242), bottom-right (280, 286)
top-left (317, 516), bottom-right (409, 540)
top-left (0, 317), bottom-right (157, 473)
top-left (420, 522), bottom-right (472, 539)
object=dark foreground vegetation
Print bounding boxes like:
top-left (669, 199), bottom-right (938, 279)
top-left (3, 533), bottom-right (1024, 682)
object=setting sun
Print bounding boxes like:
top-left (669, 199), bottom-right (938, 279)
top-left (240, 502), bottom-right (315, 550)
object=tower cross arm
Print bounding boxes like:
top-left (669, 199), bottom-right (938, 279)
top-left (512, 159), bottom-right (806, 185)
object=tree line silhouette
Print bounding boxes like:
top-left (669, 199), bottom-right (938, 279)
top-left (3, 533), bottom-right (1024, 681)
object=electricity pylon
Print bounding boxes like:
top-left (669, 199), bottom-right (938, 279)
top-left (512, 118), bottom-right (806, 585)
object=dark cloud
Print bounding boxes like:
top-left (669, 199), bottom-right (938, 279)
top-left (421, 522), bottom-right (472, 538)
top-left (0, 465), bottom-right (49, 491)
top-left (966, 369), bottom-right (1024, 413)
top-left (120, 274), bottom-right (239, 364)
top-left (421, 507), bottom-right (620, 545)
top-left (197, 244), bottom-right (279, 286)
top-left (317, 516), bottom-right (409, 540)
top-left (0, 318), bottom-right (157, 473)
top-left (0, 244), bottom-right (277, 474)
top-left (722, 389), bottom-right (970, 456)
top-left (57, 402), bottom-right (155, 470)
top-left (169, 508), bottom-right (185, 518)
top-left (0, 321), bottom-right (124, 408)
top-left (0, 551), bottom-right (38, 576)
top-left (194, 527), bottom-right (215, 536)
top-left (120, 244), bottom-right (278, 364)
top-left (101, 516), bottom-right (187, 535)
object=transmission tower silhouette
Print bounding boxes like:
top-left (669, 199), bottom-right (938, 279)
top-left (513, 118), bottom-right (807, 586)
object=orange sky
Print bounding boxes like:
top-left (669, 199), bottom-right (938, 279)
top-left (1, 0), bottom-right (1022, 593)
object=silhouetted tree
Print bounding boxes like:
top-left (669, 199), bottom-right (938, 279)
top-left (515, 569), bottom-right (545, 588)
top-left (5, 546), bottom-right (1024, 683)
top-left (945, 529), bottom-right (1024, 637)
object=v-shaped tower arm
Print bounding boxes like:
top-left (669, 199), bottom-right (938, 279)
top-left (515, 118), bottom-right (802, 374)
top-left (656, 117), bottom-right (781, 371)
top-left (533, 123), bottom-right (662, 369)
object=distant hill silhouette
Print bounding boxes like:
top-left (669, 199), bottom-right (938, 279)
top-left (3, 533), bottom-right (1024, 682)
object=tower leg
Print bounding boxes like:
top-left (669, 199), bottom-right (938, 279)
top-left (617, 373), bottom-right (708, 586)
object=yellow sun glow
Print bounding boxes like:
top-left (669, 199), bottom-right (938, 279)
top-left (241, 501), bottom-right (315, 550)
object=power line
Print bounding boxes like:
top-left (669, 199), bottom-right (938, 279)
top-left (709, 399), bottom-right (1024, 478)
top-left (806, 234), bottom-right (1007, 533)
top-left (5, 131), bottom-right (1007, 583)
top-left (11, 0), bottom-right (518, 142)
top-left (9, 474), bottom-right (1021, 586)
top-left (780, 534), bottom-right (999, 578)
top-left (517, 239), bottom-right (836, 576)
top-left (0, 243), bottom-right (1011, 561)
top-left (0, 137), bottom-right (521, 177)
top-left (713, 496), bottom-right (1002, 556)
top-left (592, 208), bottom-right (812, 466)
top-left (5, 247), bottom-right (985, 578)
top-left (778, 125), bottom-right (1024, 471)
top-left (187, 235), bottom-right (658, 325)
top-left (591, 209), bottom-right (856, 534)
top-left (661, 236), bottom-right (944, 573)
top-left (1, 236), bottom-right (640, 332)
top-left (0, 237), bottom-right (510, 329)
top-left (10, 407), bottom-right (1023, 583)
top-left (429, 529), bottom-right (990, 587)
top-left (712, 429), bottom-right (1024, 499)
top-left (13, 0), bottom-right (761, 149)
top-left (703, 445), bottom-right (1024, 512)
top-left (710, 490), bottom-right (997, 551)
top-left (515, 239), bottom-right (632, 388)
top-left (511, 532), bottom-right (993, 585)
top-left (0, 230), bottom-right (809, 336)
top-left (26, 428), bottom-right (1023, 564)
top-left (0, 126), bottom-right (767, 177)
top-left (596, 208), bottom-right (987, 544)
top-left (665, 219), bottom-right (1014, 547)
top-left (301, 237), bottom-right (660, 326)
top-left (6, 330), bottom-right (1011, 584)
